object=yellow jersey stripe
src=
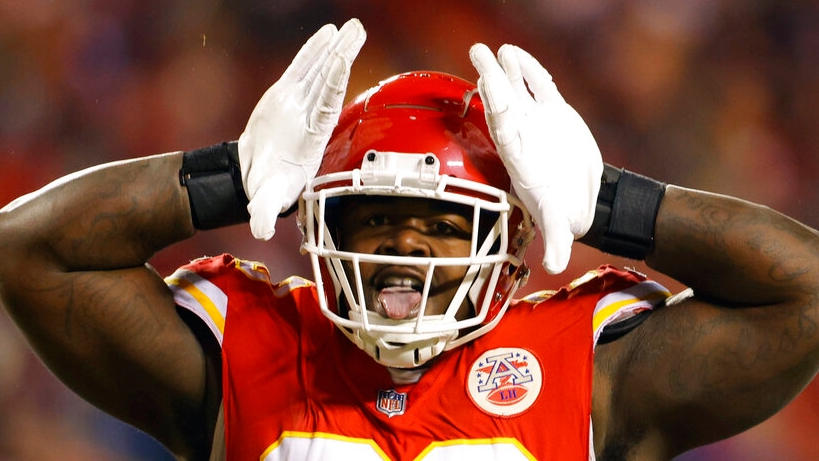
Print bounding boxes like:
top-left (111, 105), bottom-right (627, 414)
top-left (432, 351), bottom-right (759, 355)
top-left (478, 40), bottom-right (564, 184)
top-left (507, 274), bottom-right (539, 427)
top-left (166, 269), bottom-right (228, 344)
top-left (592, 280), bottom-right (671, 337)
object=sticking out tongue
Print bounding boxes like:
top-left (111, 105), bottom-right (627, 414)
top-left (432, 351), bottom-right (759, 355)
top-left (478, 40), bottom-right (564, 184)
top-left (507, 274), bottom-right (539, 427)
top-left (378, 287), bottom-right (422, 319)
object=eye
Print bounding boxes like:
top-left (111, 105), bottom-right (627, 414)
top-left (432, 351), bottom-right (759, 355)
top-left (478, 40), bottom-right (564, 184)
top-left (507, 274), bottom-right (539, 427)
top-left (433, 221), bottom-right (456, 235)
top-left (432, 220), bottom-right (470, 239)
top-left (365, 214), bottom-right (389, 227)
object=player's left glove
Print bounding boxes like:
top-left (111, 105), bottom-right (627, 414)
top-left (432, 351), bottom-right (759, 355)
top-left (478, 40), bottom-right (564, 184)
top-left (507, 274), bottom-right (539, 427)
top-left (470, 43), bottom-right (603, 274)
top-left (238, 19), bottom-right (366, 240)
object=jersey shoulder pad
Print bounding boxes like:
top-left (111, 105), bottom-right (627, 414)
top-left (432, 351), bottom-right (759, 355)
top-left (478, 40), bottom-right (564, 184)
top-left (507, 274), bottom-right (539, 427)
top-left (518, 265), bottom-right (671, 344)
top-left (175, 253), bottom-right (271, 282)
top-left (164, 254), bottom-right (279, 345)
top-left (587, 266), bottom-right (671, 345)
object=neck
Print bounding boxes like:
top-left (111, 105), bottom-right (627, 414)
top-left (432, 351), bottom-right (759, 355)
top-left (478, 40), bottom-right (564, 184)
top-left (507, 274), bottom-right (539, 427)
top-left (387, 365), bottom-right (430, 385)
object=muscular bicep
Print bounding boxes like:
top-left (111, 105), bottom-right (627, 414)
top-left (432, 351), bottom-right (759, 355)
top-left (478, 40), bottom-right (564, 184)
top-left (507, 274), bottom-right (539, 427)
top-left (590, 186), bottom-right (819, 459)
top-left (607, 293), bottom-right (819, 457)
top-left (0, 153), bottom-right (216, 458)
top-left (1, 260), bottom-right (209, 456)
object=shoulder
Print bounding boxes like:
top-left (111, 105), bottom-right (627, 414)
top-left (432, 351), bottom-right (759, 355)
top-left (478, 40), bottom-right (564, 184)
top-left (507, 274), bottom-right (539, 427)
top-left (514, 265), bottom-right (671, 342)
top-left (519, 265), bottom-right (667, 301)
top-left (167, 253), bottom-right (314, 290)
top-left (169, 253), bottom-right (271, 281)
top-left (164, 254), bottom-right (316, 344)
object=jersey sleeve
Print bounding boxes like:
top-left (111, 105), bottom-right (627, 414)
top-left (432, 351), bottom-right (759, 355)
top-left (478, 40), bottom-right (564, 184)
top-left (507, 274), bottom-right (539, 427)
top-left (164, 254), bottom-right (276, 346)
top-left (520, 265), bottom-right (672, 346)
top-left (591, 277), bottom-right (670, 345)
top-left (166, 265), bottom-right (229, 345)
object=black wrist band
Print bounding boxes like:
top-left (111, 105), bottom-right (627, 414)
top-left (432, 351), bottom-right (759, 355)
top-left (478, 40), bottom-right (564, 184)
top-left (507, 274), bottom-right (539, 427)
top-left (179, 141), bottom-right (250, 230)
top-left (578, 163), bottom-right (666, 260)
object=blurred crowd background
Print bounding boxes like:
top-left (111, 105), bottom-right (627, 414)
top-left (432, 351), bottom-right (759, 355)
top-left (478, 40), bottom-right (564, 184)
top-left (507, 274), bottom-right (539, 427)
top-left (1, 0), bottom-right (818, 459)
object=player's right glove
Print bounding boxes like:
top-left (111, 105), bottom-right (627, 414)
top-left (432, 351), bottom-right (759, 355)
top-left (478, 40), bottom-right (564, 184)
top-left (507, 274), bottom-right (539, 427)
top-left (470, 43), bottom-right (603, 274)
top-left (238, 19), bottom-right (366, 240)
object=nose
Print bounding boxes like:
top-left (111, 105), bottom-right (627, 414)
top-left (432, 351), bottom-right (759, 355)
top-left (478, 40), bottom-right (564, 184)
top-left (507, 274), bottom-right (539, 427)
top-left (378, 219), bottom-right (431, 257)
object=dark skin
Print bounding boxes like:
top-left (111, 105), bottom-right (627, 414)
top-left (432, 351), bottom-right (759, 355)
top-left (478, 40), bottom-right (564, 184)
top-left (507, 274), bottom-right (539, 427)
top-left (337, 196), bottom-right (476, 321)
top-left (1, 151), bottom-right (819, 461)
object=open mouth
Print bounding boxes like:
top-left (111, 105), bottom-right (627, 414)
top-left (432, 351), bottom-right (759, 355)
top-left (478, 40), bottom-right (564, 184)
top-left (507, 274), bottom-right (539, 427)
top-left (374, 274), bottom-right (424, 320)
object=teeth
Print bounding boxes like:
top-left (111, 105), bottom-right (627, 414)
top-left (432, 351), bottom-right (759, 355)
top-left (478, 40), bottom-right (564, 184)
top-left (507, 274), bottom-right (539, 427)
top-left (380, 276), bottom-right (421, 290)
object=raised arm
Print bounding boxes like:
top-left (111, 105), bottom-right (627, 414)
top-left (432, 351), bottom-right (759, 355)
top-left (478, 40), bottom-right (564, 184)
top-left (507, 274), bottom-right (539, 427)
top-left (0, 152), bottom-right (211, 457)
top-left (605, 185), bottom-right (819, 458)
top-left (0, 19), bottom-right (365, 461)
top-left (470, 42), bottom-right (819, 460)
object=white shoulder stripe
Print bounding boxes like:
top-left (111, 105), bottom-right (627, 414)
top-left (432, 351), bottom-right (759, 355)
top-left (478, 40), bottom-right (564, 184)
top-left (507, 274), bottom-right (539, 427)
top-left (166, 269), bottom-right (227, 345)
top-left (234, 258), bottom-right (272, 282)
top-left (592, 280), bottom-right (670, 343)
top-left (273, 276), bottom-right (314, 298)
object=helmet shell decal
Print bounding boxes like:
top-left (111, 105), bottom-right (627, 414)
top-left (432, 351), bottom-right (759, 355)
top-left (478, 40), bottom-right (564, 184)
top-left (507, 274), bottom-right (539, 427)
top-left (466, 347), bottom-right (543, 417)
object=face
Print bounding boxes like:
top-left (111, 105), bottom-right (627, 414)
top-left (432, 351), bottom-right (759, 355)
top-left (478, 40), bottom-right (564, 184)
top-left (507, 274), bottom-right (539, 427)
top-left (336, 196), bottom-right (475, 321)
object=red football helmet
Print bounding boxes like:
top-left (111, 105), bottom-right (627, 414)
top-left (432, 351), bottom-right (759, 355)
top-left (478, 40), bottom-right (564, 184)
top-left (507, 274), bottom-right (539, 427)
top-left (298, 71), bottom-right (535, 368)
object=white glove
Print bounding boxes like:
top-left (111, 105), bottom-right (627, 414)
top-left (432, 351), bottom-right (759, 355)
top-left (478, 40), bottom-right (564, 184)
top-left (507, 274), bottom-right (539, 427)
top-left (238, 19), bottom-right (366, 240)
top-left (469, 43), bottom-right (603, 274)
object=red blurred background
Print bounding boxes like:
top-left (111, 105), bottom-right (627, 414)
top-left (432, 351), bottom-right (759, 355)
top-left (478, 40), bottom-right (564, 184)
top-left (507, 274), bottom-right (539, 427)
top-left (1, 0), bottom-right (817, 459)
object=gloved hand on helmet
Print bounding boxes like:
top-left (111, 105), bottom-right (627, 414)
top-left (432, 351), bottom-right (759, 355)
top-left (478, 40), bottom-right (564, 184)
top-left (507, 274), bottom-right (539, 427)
top-left (238, 19), bottom-right (366, 240)
top-left (469, 43), bottom-right (603, 274)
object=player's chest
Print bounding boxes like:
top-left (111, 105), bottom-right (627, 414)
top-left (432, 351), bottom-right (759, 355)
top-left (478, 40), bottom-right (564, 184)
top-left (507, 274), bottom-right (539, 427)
top-left (231, 335), bottom-right (595, 461)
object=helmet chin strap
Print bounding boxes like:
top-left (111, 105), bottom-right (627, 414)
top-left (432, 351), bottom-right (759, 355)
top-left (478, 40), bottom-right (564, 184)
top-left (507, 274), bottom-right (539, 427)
top-left (345, 310), bottom-right (458, 368)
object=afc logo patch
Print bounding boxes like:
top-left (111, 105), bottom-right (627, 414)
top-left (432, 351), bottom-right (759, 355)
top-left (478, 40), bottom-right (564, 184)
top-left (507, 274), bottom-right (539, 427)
top-left (376, 389), bottom-right (407, 418)
top-left (466, 347), bottom-right (543, 417)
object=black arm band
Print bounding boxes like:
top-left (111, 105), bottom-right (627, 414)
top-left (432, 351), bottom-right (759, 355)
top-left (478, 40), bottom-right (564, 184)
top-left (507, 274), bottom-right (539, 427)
top-left (179, 141), bottom-right (250, 230)
top-left (578, 163), bottom-right (666, 260)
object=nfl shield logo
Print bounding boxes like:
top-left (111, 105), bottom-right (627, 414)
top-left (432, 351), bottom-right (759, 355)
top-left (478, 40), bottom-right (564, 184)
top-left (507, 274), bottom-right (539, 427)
top-left (376, 389), bottom-right (407, 417)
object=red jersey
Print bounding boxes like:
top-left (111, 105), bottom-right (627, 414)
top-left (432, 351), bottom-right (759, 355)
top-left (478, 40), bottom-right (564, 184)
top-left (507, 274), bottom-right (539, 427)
top-left (166, 254), bottom-right (669, 461)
